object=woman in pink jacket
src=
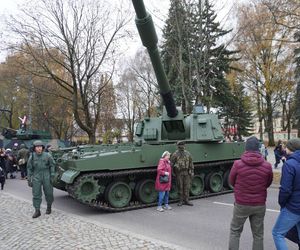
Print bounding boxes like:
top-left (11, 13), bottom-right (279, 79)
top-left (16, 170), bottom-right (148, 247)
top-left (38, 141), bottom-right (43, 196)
top-left (155, 151), bottom-right (172, 212)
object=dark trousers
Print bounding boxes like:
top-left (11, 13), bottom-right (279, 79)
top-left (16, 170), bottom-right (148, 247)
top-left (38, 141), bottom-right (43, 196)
top-left (32, 178), bottom-right (54, 209)
top-left (19, 164), bottom-right (27, 178)
top-left (275, 157), bottom-right (285, 168)
top-left (0, 176), bottom-right (5, 190)
top-left (176, 172), bottom-right (191, 202)
top-left (286, 226), bottom-right (300, 249)
top-left (229, 203), bottom-right (266, 250)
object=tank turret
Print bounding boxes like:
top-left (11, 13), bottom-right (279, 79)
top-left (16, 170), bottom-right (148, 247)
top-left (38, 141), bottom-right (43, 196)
top-left (132, 0), bottom-right (224, 144)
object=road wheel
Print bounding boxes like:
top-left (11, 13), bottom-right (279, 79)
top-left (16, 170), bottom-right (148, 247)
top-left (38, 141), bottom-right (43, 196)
top-left (205, 172), bottom-right (223, 193)
top-left (190, 175), bottom-right (204, 196)
top-left (105, 181), bottom-right (132, 208)
top-left (135, 179), bottom-right (157, 204)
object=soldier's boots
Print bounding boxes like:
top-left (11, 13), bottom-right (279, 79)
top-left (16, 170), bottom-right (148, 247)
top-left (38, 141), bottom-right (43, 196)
top-left (32, 209), bottom-right (41, 219)
top-left (184, 200), bottom-right (193, 206)
top-left (46, 205), bottom-right (52, 215)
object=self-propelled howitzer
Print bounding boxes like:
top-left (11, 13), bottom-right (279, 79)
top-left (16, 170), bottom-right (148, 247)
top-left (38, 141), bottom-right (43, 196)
top-left (52, 0), bottom-right (245, 212)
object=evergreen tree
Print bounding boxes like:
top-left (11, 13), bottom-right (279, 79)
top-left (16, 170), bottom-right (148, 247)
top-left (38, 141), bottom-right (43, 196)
top-left (161, 0), bottom-right (193, 113)
top-left (219, 67), bottom-right (253, 140)
top-left (161, 0), bottom-right (239, 114)
top-left (189, 0), bottom-right (239, 112)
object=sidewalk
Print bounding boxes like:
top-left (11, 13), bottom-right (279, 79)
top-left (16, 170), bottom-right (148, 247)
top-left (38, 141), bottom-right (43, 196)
top-left (0, 192), bottom-right (180, 250)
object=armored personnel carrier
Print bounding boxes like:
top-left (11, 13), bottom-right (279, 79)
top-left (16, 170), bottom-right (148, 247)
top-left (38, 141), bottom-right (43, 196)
top-left (52, 0), bottom-right (245, 212)
top-left (0, 113), bottom-right (66, 149)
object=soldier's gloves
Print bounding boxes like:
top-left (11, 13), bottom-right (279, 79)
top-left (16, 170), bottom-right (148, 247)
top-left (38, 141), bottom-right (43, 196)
top-left (164, 172), bottom-right (169, 176)
top-left (27, 179), bottom-right (33, 188)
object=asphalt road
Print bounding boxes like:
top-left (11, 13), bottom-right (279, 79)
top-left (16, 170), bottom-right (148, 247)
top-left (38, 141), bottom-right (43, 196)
top-left (3, 177), bottom-right (297, 250)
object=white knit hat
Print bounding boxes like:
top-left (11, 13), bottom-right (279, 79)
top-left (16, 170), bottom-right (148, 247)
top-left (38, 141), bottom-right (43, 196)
top-left (161, 151), bottom-right (170, 158)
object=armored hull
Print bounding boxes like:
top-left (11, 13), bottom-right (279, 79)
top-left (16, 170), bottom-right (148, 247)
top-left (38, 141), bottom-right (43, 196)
top-left (53, 138), bottom-right (244, 212)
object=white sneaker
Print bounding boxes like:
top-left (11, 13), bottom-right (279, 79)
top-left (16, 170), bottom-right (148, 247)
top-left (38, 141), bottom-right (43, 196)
top-left (157, 206), bottom-right (164, 212)
top-left (163, 205), bottom-right (172, 210)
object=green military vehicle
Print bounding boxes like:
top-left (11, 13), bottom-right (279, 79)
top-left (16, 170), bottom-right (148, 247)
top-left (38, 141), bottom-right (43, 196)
top-left (52, 0), bottom-right (245, 212)
top-left (0, 112), bottom-right (66, 150)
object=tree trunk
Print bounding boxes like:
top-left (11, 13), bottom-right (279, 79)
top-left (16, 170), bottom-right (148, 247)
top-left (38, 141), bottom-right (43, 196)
top-left (256, 87), bottom-right (263, 140)
top-left (128, 131), bottom-right (134, 142)
top-left (265, 94), bottom-right (275, 146)
top-left (88, 132), bottom-right (96, 144)
top-left (287, 120), bottom-right (291, 140)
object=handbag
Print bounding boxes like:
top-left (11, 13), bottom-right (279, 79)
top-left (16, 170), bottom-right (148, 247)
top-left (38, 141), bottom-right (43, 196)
top-left (159, 175), bottom-right (169, 183)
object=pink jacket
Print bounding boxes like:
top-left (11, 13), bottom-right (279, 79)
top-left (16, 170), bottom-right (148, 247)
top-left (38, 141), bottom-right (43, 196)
top-left (155, 158), bottom-right (172, 191)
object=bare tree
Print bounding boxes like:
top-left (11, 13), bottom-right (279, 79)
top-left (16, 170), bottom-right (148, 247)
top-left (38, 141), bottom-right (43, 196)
top-left (130, 49), bottom-right (160, 117)
top-left (262, 0), bottom-right (300, 31)
top-left (6, 0), bottom-right (131, 143)
top-left (116, 48), bottom-right (161, 142)
top-left (116, 70), bottom-right (140, 142)
top-left (234, 1), bottom-right (296, 145)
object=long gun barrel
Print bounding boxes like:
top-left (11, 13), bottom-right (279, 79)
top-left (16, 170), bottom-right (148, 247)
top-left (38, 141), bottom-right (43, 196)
top-left (132, 0), bottom-right (178, 118)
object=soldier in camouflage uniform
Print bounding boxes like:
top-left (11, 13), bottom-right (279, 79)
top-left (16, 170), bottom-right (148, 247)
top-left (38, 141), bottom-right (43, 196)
top-left (17, 144), bottom-right (30, 179)
top-left (171, 141), bottom-right (194, 206)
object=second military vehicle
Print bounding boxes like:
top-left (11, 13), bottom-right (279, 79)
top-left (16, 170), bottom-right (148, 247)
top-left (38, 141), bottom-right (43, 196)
top-left (0, 111), bottom-right (66, 149)
top-left (52, 0), bottom-right (245, 212)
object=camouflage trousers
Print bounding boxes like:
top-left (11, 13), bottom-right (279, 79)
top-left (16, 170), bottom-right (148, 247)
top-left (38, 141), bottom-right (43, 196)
top-left (176, 171), bottom-right (191, 202)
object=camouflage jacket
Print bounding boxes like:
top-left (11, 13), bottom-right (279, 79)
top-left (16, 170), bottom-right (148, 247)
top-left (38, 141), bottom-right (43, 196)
top-left (170, 149), bottom-right (194, 175)
top-left (17, 148), bottom-right (30, 163)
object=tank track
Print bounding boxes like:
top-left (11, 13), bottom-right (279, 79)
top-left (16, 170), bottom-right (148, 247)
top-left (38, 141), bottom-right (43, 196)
top-left (66, 160), bottom-right (234, 212)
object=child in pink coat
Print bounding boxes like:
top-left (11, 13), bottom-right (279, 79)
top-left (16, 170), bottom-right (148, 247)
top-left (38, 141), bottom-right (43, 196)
top-left (155, 151), bottom-right (172, 212)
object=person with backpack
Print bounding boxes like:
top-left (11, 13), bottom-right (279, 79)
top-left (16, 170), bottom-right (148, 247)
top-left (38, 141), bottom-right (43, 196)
top-left (17, 144), bottom-right (30, 180)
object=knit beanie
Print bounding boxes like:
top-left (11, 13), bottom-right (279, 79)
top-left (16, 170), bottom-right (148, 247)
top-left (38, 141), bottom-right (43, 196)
top-left (286, 138), bottom-right (300, 152)
top-left (245, 136), bottom-right (260, 152)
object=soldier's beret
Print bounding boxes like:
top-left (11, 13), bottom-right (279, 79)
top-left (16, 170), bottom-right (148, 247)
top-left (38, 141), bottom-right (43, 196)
top-left (176, 141), bottom-right (185, 146)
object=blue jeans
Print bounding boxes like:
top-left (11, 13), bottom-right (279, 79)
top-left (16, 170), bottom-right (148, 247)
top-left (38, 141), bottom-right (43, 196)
top-left (272, 207), bottom-right (300, 250)
top-left (158, 191), bottom-right (169, 207)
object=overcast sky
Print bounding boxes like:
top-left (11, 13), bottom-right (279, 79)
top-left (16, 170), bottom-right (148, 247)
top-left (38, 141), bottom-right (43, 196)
top-left (0, 0), bottom-right (239, 62)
